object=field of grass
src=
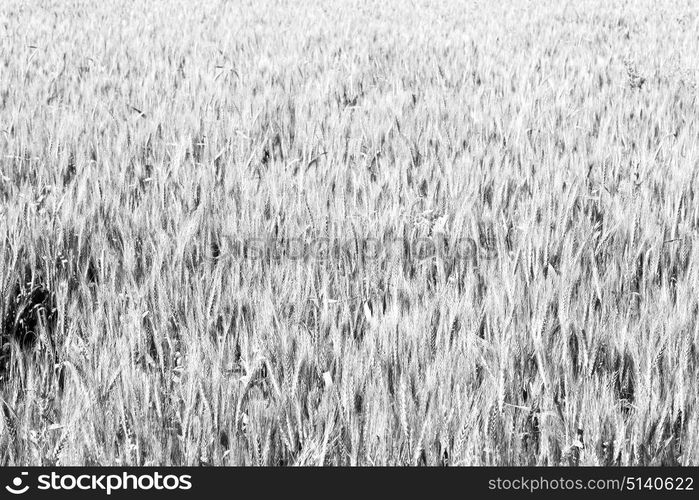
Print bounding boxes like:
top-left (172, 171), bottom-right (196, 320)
top-left (1, 0), bottom-right (698, 465)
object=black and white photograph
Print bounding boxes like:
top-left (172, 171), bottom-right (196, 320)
top-left (0, 0), bottom-right (698, 494)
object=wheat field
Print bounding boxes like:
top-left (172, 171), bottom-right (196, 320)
top-left (1, 0), bottom-right (698, 466)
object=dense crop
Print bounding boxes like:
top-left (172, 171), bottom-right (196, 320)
top-left (1, 0), bottom-right (698, 465)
